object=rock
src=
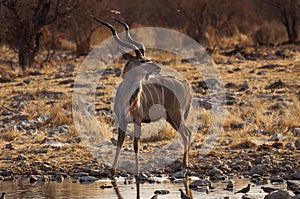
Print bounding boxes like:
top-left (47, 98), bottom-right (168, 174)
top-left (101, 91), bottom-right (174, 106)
top-left (29, 175), bottom-right (39, 183)
top-left (17, 154), bottom-right (28, 160)
top-left (225, 180), bottom-right (234, 191)
top-left (55, 174), bottom-right (64, 182)
top-left (136, 173), bottom-right (149, 182)
top-left (189, 179), bottom-right (211, 188)
top-left (268, 133), bottom-right (283, 141)
top-left (168, 160), bottom-right (182, 171)
top-left (40, 175), bottom-right (50, 182)
top-left (56, 125), bottom-right (69, 133)
top-left (238, 80), bottom-right (250, 92)
top-left (0, 73), bottom-right (11, 83)
top-left (242, 194), bottom-right (259, 199)
top-left (114, 68), bottom-right (122, 76)
top-left (264, 190), bottom-right (291, 199)
top-left (5, 143), bottom-right (14, 150)
top-left (295, 140), bottom-right (300, 149)
top-left (59, 79), bottom-right (74, 85)
top-left (292, 172), bottom-right (300, 180)
top-left (235, 53), bottom-right (245, 60)
top-left (35, 148), bottom-right (48, 154)
top-left (270, 176), bottom-right (284, 183)
top-left (275, 49), bottom-right (291, 58)
top-left (292, 195), bottom-right (300, 199)
top-left (47, 140), bottom-right (64, 149)
top-left (265, 80), bottom-right (286, 90)
top-left (89, 169), bottom-right (108, 177)
top-left (79, 176), bottom-right (98, 183)
top-left (293, 128), bottom-right (300, 136)
top-left (231, 123), bottom-right (244, 130)
top-left (55, 72), bottom-right (65, 79)
top-left (208, 167), bottom-right (223, 177)
top-left (252, 129), bottom-right (265, 135)
top-left (233, 66), bottom-right (244, 71)
top-left (66, 63), bottom-right (76, 72)
top-left (249, 164), bottom-right (266, 175)
top-left (28, 70), bottom-right (42, 76)
top-left (40, 164), bottom-right (52, 171)
top-left (99, 184), bottom-right (113, 189)
top-left (154, 190), bottom-right (170, 195)
top-left (259, 64), bottom-right (280, 69)
top-left (286, 143), bottom-right (295, 150)
top-left (23, 78), bottom-right (32, 84)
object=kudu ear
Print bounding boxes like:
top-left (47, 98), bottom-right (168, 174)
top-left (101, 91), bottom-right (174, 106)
top-left (122, 53), bottom-right (134, 60)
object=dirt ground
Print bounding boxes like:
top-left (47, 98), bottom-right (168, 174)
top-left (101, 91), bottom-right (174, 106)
top-left (0, 44), bottom-right (299, 180)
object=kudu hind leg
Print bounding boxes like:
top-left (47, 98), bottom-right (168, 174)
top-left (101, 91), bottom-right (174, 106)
top-left (134, 123), bottom-right (141, 176)
top-left (111, 123), bottom-right (127, 175)
top-left (167, 112), bottom-right (190, 169)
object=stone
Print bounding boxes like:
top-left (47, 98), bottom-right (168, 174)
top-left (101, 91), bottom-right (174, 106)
top-left (242, 195), bottom-right (259, 199)
top-left (47, 140), bottom-right (64, 149)
top-left (154, 190), bottom-right (170, 195)
top-left (286, 143), bottom-right (295, 150)
top-left (293, 128), bottom-right (300, 136)
top-left (59, 79), bottom-right (74, 85)
top-left (23, 78), bottom-right (31, 84)
top-left (136, 173), bottom-right (149, 182)
top-left (40, 175), bottom-right (50, 182)
top-left (249, 164), bottom-right (266, 175)
top-left (208, 167), bottom-right (223, 177)
top-left (17, 154), bottom-right (28, 160)
top-left (292, 172), bottom-right (300, 180)
top-left (270, 175), bottom-right (284, 183)
top-left (238, 80), bottom-right (250, 92)
top-left (89, 169), bottom-right (108, 177)
top-left (55, 174), bottom-right (64, 182)
top-left (295, 140), bottom-right (300, 149)
top-left (40, 164), bottom-right (52, 171)
top-left (29, 175), bottom-right (39, 183)
top-left (264, 190), bottom-right (291, 199)
top-left (5, 143), bottom-right (13, 150)
top-left (79, 176), bottom-right (98, 183)
top-left (189, 179), bottom-right (211, 188)
top-left (0, 73), bottom-right (11, 83)
top-left (268, 133), bottom-right (283, 141)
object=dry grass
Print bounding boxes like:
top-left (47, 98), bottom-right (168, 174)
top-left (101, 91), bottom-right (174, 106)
top-left (0, 127), bottom-right (21, 142)
top-left (1, 45), bottom-right (300, 174)
top-left (49, 102), bottom-right (73, 126)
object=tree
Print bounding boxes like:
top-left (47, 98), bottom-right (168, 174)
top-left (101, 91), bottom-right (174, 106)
top-left (0, 0), bottom-right (77, 70)
top-left (176, 0), bottom-right (241, 44)
top-left (68, 0), bottom-right (104, 56)
top-left (261, 0), bottom-right (300, 44)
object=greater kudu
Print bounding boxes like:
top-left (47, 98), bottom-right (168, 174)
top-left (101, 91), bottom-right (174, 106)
top-left (93, 17), bottom-right (193, 176)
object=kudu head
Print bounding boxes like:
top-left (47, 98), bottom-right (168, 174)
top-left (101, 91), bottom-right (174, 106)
top-left (92, 17), bottom-right (161, 80)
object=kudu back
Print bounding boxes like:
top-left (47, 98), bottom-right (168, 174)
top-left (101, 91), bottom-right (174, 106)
top-left (93, 17), bottom-right (193, 176)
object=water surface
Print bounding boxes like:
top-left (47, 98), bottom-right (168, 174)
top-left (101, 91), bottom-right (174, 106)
top-left (0, 177), bottom-right (291, 198)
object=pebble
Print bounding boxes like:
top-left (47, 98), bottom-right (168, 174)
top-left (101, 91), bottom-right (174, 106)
top-left (292, 172), bottom-right (300, 180)
top-left (79, 176), bottom-right (98, 183)
top-left (5, 143), bottom-right (13, 150)
top-left (249, 164), bottom-right (266, 175)
top-left (293, 128), bottom-right (300, 136)
top-left (29, 175), bottom-right (39, 183)
top-left (295, 140), bottom-right (300, 149)
top-left (40, 164), bottom-right (52, 171)
top-left (268, 133), bottom-right (283, 141)
top-left (264, 190), bottom-right (291, 199)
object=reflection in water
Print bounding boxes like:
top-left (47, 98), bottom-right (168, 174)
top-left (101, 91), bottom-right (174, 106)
top-left (0, 177), bottom-right (289, 198)
top-left (111, 177), bottom-right (193, 199)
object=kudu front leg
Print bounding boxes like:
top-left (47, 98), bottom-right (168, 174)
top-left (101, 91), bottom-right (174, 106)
top-left (111, 122), bottom-right (127, 176)
top-left (134, 123), bottom-right (141, 176)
